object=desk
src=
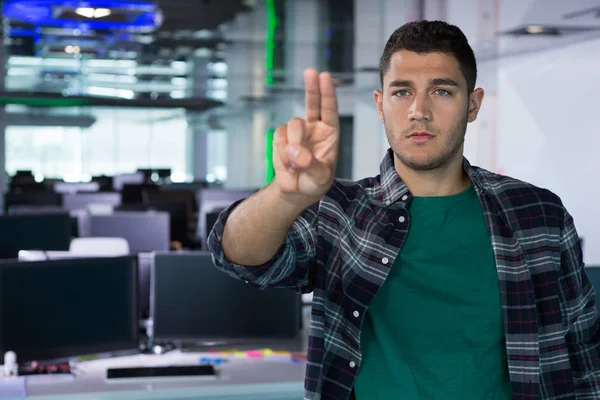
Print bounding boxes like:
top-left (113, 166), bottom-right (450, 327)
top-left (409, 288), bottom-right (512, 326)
top-left (4, 350), bottom-right (305, 400)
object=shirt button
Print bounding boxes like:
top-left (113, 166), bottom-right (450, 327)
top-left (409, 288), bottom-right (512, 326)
top-left (399, 216), bottom-right (406, 223)
top-left (353, 310), bottom-right (360, 318)
top-left (401, 195), bottom-right (408, 201)
top-left (382, 257), bottom-right (389, 265)
top-left (349, 361), bottom-right (356, 368)
top-left (385, 200), bottom-right (391, 206)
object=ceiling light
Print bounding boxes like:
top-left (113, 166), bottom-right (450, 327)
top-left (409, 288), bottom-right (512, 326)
top-left (93, 8), bottom-right (112, 18)
top-left (87, 86), bottom-right (135, 99)
top-left (526, 25), bottom-right (545, 34)
top-left (75, 7), bottom-right (95, 18)
top-left (170, 90), bottom-right (186, 99)
top-left (171, 77), bottom-right (187, 86)
top-left (75, 7), bottom-right (112, 19)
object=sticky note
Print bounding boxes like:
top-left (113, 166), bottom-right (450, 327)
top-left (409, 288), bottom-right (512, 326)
top-left (245, 351), bottom-right (264, 358)
top-left (262, 349), bottom-right (273, 356)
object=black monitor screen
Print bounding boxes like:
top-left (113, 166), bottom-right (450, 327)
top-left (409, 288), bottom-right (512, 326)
top-left (152, 252), bottom-right (301, 342)
top-left (0, 256), bottom-right (139, 362)
top-left (0, 213), bottom-right (72, 259)
top-left (4, 192), bottom-right (62, 212)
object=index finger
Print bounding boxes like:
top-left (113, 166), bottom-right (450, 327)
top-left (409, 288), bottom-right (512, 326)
top-left (304, 68), bottom-right (320, 123)
top-left (319, 72), bottom-right (339, 128)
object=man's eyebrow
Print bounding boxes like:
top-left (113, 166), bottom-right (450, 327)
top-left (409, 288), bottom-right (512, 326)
top-left (429, 78), bottom-right (459, 87)
top-left (387, 78), bottom-right (460, 88)
top-left (388, 80), bottom-right (413, 88)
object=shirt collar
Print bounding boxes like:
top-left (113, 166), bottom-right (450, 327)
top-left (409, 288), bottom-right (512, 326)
top-left (372, 148), bottom-right (488, 207)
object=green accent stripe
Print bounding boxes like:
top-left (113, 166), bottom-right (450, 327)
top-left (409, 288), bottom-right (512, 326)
top-left (265, 0), bottom-right (277, 86)
top-left (0, 97), bottom-right (90, 107)
top-left (265, 128), bottom-right (275, 183)
top-left (265, 0), bottom-right (277, 184)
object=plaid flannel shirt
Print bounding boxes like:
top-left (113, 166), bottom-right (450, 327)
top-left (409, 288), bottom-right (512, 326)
top-left (208, 149), bottom-right (600, 400)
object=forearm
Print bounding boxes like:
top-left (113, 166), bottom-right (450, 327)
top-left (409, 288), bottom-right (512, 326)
top-left (221, 183), bottom-right (315, 266)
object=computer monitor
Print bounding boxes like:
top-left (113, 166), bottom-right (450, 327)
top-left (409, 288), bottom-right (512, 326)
top-left (148, 190), bottom-right (196, 216)
top-left (0, 256), bottom-right (139, 362)
top-left (121, 184), bottom-right (159, 204)
top-left (87, 212), bottom-right (170, 253)
top-left (155, 169), bottom-right (171, 179)
top-left (118, 202), bottom-right (189, 244)
top-left (4, 191), bottom-right (62, 212)
top-left (0, 213), bottom-right (72, 259)
top-left (137, 168), bottom-right (154, 181)
top-left (151, 252), bottom-right (301, 343)
top-left (91, 176), bottom-right (114, 192)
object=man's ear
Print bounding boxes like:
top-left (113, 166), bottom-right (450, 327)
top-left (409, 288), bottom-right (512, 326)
top-left (467, 88), bottom-right (485, 123)
top-left (373, 90), bottom-right (384, 122)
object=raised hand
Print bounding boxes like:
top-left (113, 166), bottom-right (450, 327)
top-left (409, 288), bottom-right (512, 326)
top-left (272, 69), bottom-right (340, 207)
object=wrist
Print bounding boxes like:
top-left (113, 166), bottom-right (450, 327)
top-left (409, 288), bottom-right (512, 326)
top-left (268, 182), bottom-right (320, 213)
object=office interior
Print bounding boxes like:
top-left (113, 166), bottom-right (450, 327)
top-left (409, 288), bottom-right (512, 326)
top-left (0, 0), bottom-right (598, 399)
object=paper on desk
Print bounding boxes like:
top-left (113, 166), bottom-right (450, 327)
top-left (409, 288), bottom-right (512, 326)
top-left (0, 377), bottom-right (27, 398)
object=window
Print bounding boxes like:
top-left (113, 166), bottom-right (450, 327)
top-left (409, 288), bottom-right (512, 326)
top-left (5, 107), bottom-right (190, 181)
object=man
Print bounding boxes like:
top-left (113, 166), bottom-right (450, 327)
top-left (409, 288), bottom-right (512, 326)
top-left (208, 20), bottom-right (600, 400)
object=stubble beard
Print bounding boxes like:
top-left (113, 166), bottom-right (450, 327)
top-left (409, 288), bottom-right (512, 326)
top-left (384, 115), bottom-right (469, 172)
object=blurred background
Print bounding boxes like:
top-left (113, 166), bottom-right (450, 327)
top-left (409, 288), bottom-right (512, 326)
top-left (0, 0), bottom-right (599, 398)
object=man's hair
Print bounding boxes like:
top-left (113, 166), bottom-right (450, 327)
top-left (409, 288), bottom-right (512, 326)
top-left (379, 20), bottom-right (477, 92)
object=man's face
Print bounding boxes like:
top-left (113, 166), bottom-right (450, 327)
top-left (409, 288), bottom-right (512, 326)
top-left (374, 50), bottom-right (484, 171)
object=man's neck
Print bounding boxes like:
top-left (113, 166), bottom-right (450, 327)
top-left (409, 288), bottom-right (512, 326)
top-left (394, 155), bottom-right (471, 197)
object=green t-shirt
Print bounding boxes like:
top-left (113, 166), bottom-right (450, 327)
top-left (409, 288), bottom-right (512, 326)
top-left (354, 184), bottom-right (512, 399)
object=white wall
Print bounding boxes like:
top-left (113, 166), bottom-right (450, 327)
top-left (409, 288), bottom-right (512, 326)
top-left (489, 38), bottom-right (600, 264)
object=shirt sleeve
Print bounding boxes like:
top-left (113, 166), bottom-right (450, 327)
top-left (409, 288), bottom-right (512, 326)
top-left (559, 207), bottom-right (600, 397)
top-left (206, 198), bottom-right (319, 294)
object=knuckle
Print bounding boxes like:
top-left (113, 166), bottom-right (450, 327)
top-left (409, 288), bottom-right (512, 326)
top-left (288, 117), bottom-right (305, 128)
top-left (275, 124), bottom-right (287, 136)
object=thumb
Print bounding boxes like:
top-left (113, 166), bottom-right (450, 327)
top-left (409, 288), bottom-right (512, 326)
top-left (287, 145), bottom-right (333, 185)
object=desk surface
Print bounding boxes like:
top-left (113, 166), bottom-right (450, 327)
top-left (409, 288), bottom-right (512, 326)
top-left (3, 350), bottom-right (306, 400)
